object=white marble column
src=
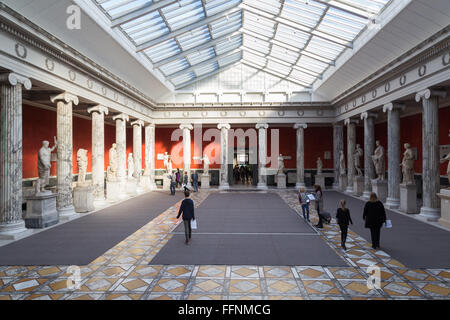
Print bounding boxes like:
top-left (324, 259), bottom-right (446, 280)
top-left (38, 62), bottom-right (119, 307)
top-left (87, 105), bottom-right (108, 204)
top-left (50, 92), bottom-right (79, 220)
top-left (144, 123), bottom-right (156, 189)
top-left (416, 89), bottom-right (446, 221)
top-left (344, 118), bottom-right (358, 193)
top-left (294, 123), bottom-right (307, 189)
top-left (383, 102), bottom-right (404, 208)
top-left (361, 112), bottom-right (377, 199)
top-left (180, 123), bottom-right (193, 187)
top-left (131, 120), bottom-right (144, 180)
top-left (0, 73), bottom-right (32, 239)
top-left (332, 123), bottom-right (344, 189)
top-left (256, 123), bottom-right (269, 190)
top-left (112, 113), bottom-right (129, 196)
top-left (218, 123), bottom-right (231, 189)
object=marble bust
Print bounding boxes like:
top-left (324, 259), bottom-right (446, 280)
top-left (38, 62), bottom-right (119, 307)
top-left (203, 154), bottom-right (210, 175)
top-left (127, 153), bottom-right (134, 179)
top-left (353, 144), bottom-right (363, 176)
top-left (440, 152), bottom-right (450, 187)
top-left (339, 150), bottom-right (346, 175)
top-left (401, 143), bottom-right (415, 185)
top-left (372, 140), bottom-right (385, 180)
top-left (317, 157), bottom-right (323, 175)
top-left (36, 137), bottom-right (57, 194)
top-left (76, 148), bottom-right (89, 187)
top-left (107, 143), bottom-right (118, 182)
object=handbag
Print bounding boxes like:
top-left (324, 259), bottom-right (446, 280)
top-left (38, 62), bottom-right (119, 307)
top-left (385, 220), bottom-right (392, 228)
top-left (190, 219), bottom-right (197, 230)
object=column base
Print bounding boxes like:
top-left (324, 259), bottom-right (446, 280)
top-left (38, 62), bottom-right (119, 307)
top-left (257, 183), bottom-right (268, 190)
top-left (339, 175), bottom-right (347, 192)
top-left (385, 197), bottom-right (400, 209)
top-left (438, 189), bottom-right (450, 228)
top-left (353, 176), bottom-right (364, 196)
top-left (0, 220), bottom-right (32, 240)
top-left (93, 197), bottom-right (108, 208)
top-left (219, 183), bottom-right (230, 190)
top-left (419, 206), bottom-right (441, 222)
top-left (371, 179), bottom-right (388, 203)
top-left (106, 181), bottom-right (121, 203)
top-left (295, 182), bottom-right (305, 190)
top-left (399, 184), bottom-right (417, 214)
top-left (126, 178), bottom-right (138, 196)
top-left (58, 205), bottom-right (80, 221)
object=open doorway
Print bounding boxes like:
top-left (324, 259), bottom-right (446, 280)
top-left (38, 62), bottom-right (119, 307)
top-left (232, 148), bottom-right (255, 186)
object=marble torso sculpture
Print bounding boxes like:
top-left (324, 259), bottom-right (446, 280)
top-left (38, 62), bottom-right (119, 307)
top-left (401, 143), bottom-right (415, 185)
top-left (107, 144), bottom-right (118, 182)
top-left (278, 154), bottom-right (285, 174)
top-left (203, 155), bottom-right (210, 175)
top-left (354, 144), bottom-right (363, 176)
top-left (128, 153), bottom-right (134, 179)
top-left (339, 151), bottom-right (346, 175)
top-left (372, 141), bottom-right (385, 180)
top-left (163, 152), bottom-right (172, 174)
top-left (36, 137), bottom-right (58, 194)
top-left (440, 153), bottom-right (450, 187)
top-left (76, 149), bottom-right (89, 187)
top-left (317, 157), bottom-right (323, 175)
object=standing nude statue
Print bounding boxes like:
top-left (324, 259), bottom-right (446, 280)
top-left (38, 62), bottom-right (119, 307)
top-left (372, 140), bottom-right (385, 180)
top-left (317, 157), bottom-right (323, 175)
top-left (401, 143), bottom-right (415, 185)
top-left (76, 149), bottom-right (89, 187)
top-left (36, 137), bottom-right (58, 194)
top-left (354, 144), bottom-right (363, 176)
top-left (107, 143), bottom-right (118, 182)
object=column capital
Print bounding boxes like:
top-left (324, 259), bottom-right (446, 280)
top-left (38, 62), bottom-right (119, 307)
top-left (179, 123), bottom-right (193, 130)
top-left (383, 102), bottom-right (405, 113)
top-left (131, 119), bottom-right (145, 127)
top-left (112, 113), bottom-right (129, 122)
top-left (344, 118), bottom-right (359, 126)
top-left (87, 105), bottom-right (109, 116)
top-left (293, 123), bottom-right (307, 130)
top-left (360, 111), bottom-right (378, 120)
top-left (415, 88), bottom-right (446, 102)
top-left (256, 123), bottom-right (269, 130)
top-left (332, 122), bottom-right (344, 128)
top-left (145, 123), bottom-right (155, 128)
top-left (218, 123), bottom-right (231, 130)
top-left (0, 72), bottom-right (31, 90)
top-left (50, 92), bottom-right (79, 105)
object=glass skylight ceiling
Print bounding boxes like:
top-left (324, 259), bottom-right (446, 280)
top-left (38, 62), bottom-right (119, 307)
top-left (93, 0), bottom-right (392, 90)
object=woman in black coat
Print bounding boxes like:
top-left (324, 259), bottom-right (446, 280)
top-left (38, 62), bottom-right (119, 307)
top-left (336, 199), bottom-right (352, 250)
top-left (363, 192), bottom-right (387, 250)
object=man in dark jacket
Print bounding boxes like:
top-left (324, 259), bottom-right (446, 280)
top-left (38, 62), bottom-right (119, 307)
top-left (176, 190), bottom-right (195, 244)
top-left (363, 192), bottom-right (387, 249)
top-left (191, 171), bottom-right (198, 192)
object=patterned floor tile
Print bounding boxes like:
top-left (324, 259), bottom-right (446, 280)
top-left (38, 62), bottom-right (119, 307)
top-left (23, 293), bottom-right (65, 300)
top-left (79, 277), bottom-right (119, 291)
top-left (381, 282), bottom-right (423, 297)
top-left (114, 278), bottom-right (153, 292)
top-left (93, 266), bottom-right (132, 278)
top-left (309, 296), bottom-right (345, 300)
top-left (104, 293), bottom-right (142, 300)
top-left (0, 266), bottom-right (35, 277)
top-left (266, 279), bottom-right (301, 295)
top-left (1, 278), bottom-right (48, 292)
top-left (162, 265), bottom-right (194, 278)
top-left (296, 267), bottom-right (330, 280)
top-left (0, 294), bottom-right (25, 300)
top-left (64, 293), bottom-right (103, 300)
top-left (187, 294), bottom-right (223, 300)
top-left (152, 278), bottom-right (189, 292)
top-left (190, 279), bottom-right (225, 294)
top-left (228, 279), bottom-right (262, 294)
top-left (328, 267), bottom-right (365, 280)
top-left (413, 282), bottom-right (450, 298)
top-left (263, 267), bottom-right (294, 279)
top-left (397, 269), bottom-right (438, 281)
top-left (226, 294), bottom-right (265, 300)
top-left (197, 266), bottom-right (227, 278)
top-left (301, 280), bottom-right (342, 295)
top-left (426, 269), bottom-right (450, 282)
top-left (267, 295), bottom-right (304, 300)
top-left (338, 280), bottom-right (381, 297)
top-left (230, 266), bottom-right (260, 279)
top-left (127, 265), bottom-right (162, 278)
top-left (144, 293), bottom-right (182, 300)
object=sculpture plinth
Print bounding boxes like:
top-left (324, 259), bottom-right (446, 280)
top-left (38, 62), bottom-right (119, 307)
top-left (400, 184), bottom-right (417, 214)
top-left (353, 176), bottom-right (364, 196)
top-left (438, 189), bottom-right (450, 228)
top-left (126, 178), bottom-right (138, 196)
top-left (106, 181), bottom-right (120, 203)
top-left (162, 175), bottom-right (171, 191)
top-left (315, 174), bottom-right (325, 189)
top-left (371, 179), bottom-right (388, 203)
top-left (200, 174), bottom-right (210, 189)
top-left (73, 185), bottom-right (95, 213)
top-left (277, 173), bottom-right (287, 189)
top-left (24, 193), bottom-right (59, 228)
top-left (339, 174), bottom-right (347, 191)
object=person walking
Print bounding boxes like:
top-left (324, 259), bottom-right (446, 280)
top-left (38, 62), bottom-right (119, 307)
top-left (314, 184), bottom-right (325, 228)
top-left (183, 171), bottom-right (188, 185)
top-left (298, 187), bottom-right (310, 222)
top-left (169, 174), bottom-right (176, 195)
top-left (191, 171), bottom-right (198, 192)
top-left (363, 192), bottom-right (387, 250)
top-left (336, 199), bottom-right (353, 250)
top-left (176, 190), bottom-right (195, 245)
top-left (175, 169), bottom-right (181, 188)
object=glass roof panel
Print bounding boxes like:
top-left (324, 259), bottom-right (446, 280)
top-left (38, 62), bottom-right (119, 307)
top-left (243, 34), bottom-right (271, 55)
top-left (171, 71), bottom-right (196, 86)
top-left (186, 47), bottom-right (216, 65)
top-left (209, 11), bottom-right (242, 39)
top-left (243, 51), bottom-right (266, 67)
top-left (269, 45), bottom-right (299, 65)
top-left (217, 51), bottom-right (242, 67)
top-left (161, 0), bottom-right (205, 31)
top-left (99, 0), bottom-right (153, 19)
top-left (144, 39), bottom-right (180, 62)
top-left (194, 61), bottom-right (219, 77)
top-left (176, 25), bottom-right (211, 50)
top-left (215, 34), bottom-right (242, 55)
top-left (206, 0), bottom-right (242, 16)
top-left (266, 60), bottom-right (291, 76)
top-left (159, 58), bottom-right (190, 75)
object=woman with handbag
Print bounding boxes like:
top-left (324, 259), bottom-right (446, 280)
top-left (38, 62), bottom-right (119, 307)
top-left (314, 185), bottom-right (325, 228)
top-left (298, 187), bottom-right (310, 222)
top-left (363, 192), bottom-right (387, 250)
top-left (336, 199), bottom-right (353, 250)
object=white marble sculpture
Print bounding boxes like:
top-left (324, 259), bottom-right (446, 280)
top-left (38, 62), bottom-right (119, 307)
top-left (339, 150), bottom-right (346, 175)
top-left (277, 154), bottom-right (286, 174)
top-left (317, 157), bottom-right (323, 175)
top-left (203, 154), bottom-right (210, 175)
top-left (76, 149), bottom-right (89, 187)
top-left (372, 140), bottom-right (385, 180)
top-left (163, 151), bottom-right (173, 174)
top-left (440, 152), bottom-right (450, 187)
top-left (107, 143), bottom-right (118, 182)
top-left (401, 143), bottom-right (415, 185)
top-left (354, 144), bottom-right (363, 176)
top-left (127, 153), bottom-right (134, 179)
top-left (36, 137), bottom-right (58, 194)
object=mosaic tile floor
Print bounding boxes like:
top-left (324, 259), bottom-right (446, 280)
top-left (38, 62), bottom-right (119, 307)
top-left (0, 190), bottom-right (449, 300)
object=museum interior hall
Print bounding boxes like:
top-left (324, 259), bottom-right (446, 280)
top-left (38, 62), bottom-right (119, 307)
top-left (0, 0), bottom-right (449, 301)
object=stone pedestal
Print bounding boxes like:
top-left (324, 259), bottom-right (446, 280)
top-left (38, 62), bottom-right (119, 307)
top-left (162, 176), bottom-right (171, 191)
top-left (438, 189), bottom-right (450, 228)
top-left (201, 174), bottom-right (210, 189)
top-left (400, 184), bottom-right (417, 214)
top-left (277, 173), bottom-right (287, 189)
top-left (353, 176), bottom-right (364, 196)
top-left (339, 175), bottom-right (347, 191)
top-left (315, 174), bottom-right (325, 189)
top-left (140, 175), bottom-right (151, 190)
top-left (24, 193), bottom-right (59, 228)
top-left (73, 186), bottom-right (95, 213)
top-left (127, 178), bottom-right (138, 196)
top-left (106, 181), bottom-right (120, 203)
top-left (371, 179), bottom-right (388, 203)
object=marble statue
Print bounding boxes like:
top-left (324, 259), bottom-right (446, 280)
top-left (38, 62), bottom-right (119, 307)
top-left (128, 153), bottom-right (134, 179)
top-left (440, 152), bottom-right (450, 187)
top-left (107, 143), bottom-right (118, 182)
top-left (36, 137), bottom-right (58, 194)
top-left (76, 149), bottom-right (88, 186)
top-left (277, 154), bottom-right (285, 174)
top-left (372, 140), bottom-right (385, 180)
top-left (401, 143), bottom-right (415, 185)
top-left (163, 152), bottom-right (172, 174)
top-left (317, 157), bottom-right (323, 175)
top-left (354, 144), bottom-right (363, 176)
top-left (339, 150), bottom-right (346, 175)
top-left (203, 154), bottom-right (210, 175)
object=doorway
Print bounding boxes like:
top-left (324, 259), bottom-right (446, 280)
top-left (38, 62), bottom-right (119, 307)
top-left (231, 148), bottom-right (256, 186)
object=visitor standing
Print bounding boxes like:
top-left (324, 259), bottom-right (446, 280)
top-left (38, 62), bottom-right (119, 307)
top-left (298, 187), bottom-right (310, 222)
top-left (176, 190), bottom-right (195, 245)
top-left (363, 192), bottom-right (387, 249)
top-left (336, 199), bottom-right (353, 250)
top-left (175, 169), bottom-right (181, 188)
top-left (314, 184), bottom-right (324, 228)
top-left (170, 174), bottom-right (176, 195)
top-left (192, 171), bottom-right (198, 192)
